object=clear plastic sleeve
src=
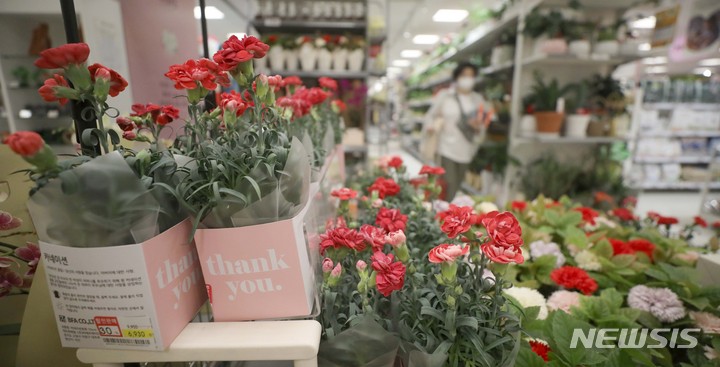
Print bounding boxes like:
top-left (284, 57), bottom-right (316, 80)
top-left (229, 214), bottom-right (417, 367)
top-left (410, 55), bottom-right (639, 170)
top-left (318, 317), bottom-right (400, 367)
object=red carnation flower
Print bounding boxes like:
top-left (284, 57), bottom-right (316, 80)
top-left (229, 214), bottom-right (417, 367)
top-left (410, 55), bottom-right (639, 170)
top-left (376, 207), bottom-right (407, 233)
top-left (428, 244), bottom-right (469, 263)
top-left (657, 215), bottom-right (679, 226)
top-left (332, 99), bottom-right (347, 112)
top-left (331, 188), bottom-right (357, 201)
top-left (282, 76), bottom-right (303, 87)
top-left (3, 131), bottom-right (45, 157)
top-left (318, 77), bottom-right (338, 91)
top-left (611, 207), bottom-right (636, 221)
top-left (38, 74), bottom-right (70, 105)
top-left (88, 63), bottom-right (128, 97)
top-left (594, 191), bottom-right (614, 204)
top-left (164, 58), bottom-right (229, 91)
top-left (368, 177), bottom-right (401, 199)
top-left (387, 156), bottom-right (403, 169)
top-left (116, 117), bottom-right (135, 132)
top-left (419, 165), bottom-right (445, 176)
top-left (573, 207), bottom-right (599, 226)
top-left (34, 43), bottom-right (90, 69)
top-left (359, 224), bottom-right (387, 252)
top-left (219, 91), bottom-right (249, 117)
top-left (529, 340), bottom-right (550, 362)
top-left (319, 226), bottom-right (366, 254)
top-left (480, 211), bottom-right (524, 264)
top-left (131, 103), bottom-right (180, 125)
top-left (610, 238), bottom-right (634, 256)
top-left (213, 35), bottom-right (269, 72)
top-left (437, 204), bottom-right (477, 239)
top-left (551, 266), bottom-right (598, 295)
top-left (628, 239), bottom-right (655, 261)
top-left (713, 221), bottom-right (720, 229)
top-left (305, 87), bottom-right (330, 105)
top-left (371, 251), bottom-right (406, 297)
top-left (511, 201), bottom-right (527, 212)
top-left (694, 216), bottom-right (708, 228)
top-left (622, 196), bottom-right (638, 208)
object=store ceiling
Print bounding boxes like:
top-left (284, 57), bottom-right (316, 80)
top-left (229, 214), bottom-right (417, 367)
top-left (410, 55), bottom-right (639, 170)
top-left (386, 0), bottom-right (498, 71)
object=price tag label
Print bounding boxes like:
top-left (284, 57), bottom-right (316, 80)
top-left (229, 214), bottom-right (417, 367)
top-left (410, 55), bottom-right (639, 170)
top-left (94, 316), bottom-right (122, 337)
top-left (122, 329), bottom-right (155, 339)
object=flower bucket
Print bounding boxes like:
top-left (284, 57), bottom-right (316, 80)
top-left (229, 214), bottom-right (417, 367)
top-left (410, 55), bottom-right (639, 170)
top-left (568, 40), bottom-right (590, 58)
top-left (490, 45), bottom-right (514, 65)
top-left (520, 115), bottom-right (537, 137)
top-left (594, 40), bottom-right (619, 56)
top-left (255, 55), bottom-right (269, 74)
top-left (535, 37), bottom-right (568, 55)
top-left (318, 49), bottom-right (333, 71)
top-left (534, 111), bottom-right (564, 136)
top-left (39, 219), bottom-right (207, 350)
top-left (285, 49), bottom-right (299, 71)
top-left (299, 44), bottom-right (318, 71)
top-left (347, 49), bottom-right (365, 72)
top-left (332, 48), bottom-right (349, 71)
top-left (565, 114), bottom-right (591, 137)
top-left (268, 46), bottom-right (285, 71)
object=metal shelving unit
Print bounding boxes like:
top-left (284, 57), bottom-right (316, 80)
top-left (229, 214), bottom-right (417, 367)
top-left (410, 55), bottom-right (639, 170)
top-left (268, 70), bottom-right (369, 79)
top-left (251, 19), bottom-right (367, 33)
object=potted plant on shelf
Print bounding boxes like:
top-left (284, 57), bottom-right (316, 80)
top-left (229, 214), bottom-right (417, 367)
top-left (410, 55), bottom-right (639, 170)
top-left (588, 74), bottom-right (626, 136)
top-left (282, 35), bottom-right (300, 71)
top-left (346, 36), bottom-right (366, 72)
top-left (316, 34), bottom-right (334, 71)
top-left (529, 71), bottom-right (570, 137)
top-left (594, 22), bottom-right (621, 56)
top-left (520, 95), bottom-right (537, 137)
top-left (565, 81), bottom-right (592, 137)
top-left (332, 35), bottom-right (350, 71)
top-left (267, 35), bottom-right (286, 71)
top-left (297, 35), bottom-right (317, 71)
top-left (566, 21), bottom-right (592, 59)
top-left (490, 30), bottom-right (516, 66)
top-left (258, 34), bottom-right (280, 72)
top-left (524, 9), bottom-right (569, 55)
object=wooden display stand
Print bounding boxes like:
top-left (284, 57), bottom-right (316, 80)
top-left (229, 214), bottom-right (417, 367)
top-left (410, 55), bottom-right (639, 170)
top-left (76, 320), bottom-right (321, 367)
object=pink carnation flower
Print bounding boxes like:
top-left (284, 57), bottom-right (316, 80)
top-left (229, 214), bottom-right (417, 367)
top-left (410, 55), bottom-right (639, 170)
top-left (546, 290), bottom-right (582, 313)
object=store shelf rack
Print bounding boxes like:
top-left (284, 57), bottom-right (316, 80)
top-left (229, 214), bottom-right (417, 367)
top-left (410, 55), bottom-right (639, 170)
top-left (251, 19), bottom-right (366, 34)
top-left (268, 70), bottom-right (369, 79)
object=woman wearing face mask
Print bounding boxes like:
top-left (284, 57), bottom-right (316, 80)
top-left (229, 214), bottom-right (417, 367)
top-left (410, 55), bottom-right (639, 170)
top-left (423, 62), bottom-right (491, 200)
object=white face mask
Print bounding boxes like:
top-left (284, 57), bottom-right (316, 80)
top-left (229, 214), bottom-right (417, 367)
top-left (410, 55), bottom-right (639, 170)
top-left (457, 77), bottom-right (475, 92)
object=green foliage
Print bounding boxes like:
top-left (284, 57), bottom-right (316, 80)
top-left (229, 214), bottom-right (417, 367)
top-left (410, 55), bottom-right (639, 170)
top-left (528, 71), bottom-right (572, 112)
top-left (524, 10), bottom-right (572, 39)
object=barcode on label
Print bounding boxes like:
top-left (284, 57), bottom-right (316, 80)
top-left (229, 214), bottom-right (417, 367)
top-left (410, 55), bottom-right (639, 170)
top-left (102, 338), bottom-right (151, 345)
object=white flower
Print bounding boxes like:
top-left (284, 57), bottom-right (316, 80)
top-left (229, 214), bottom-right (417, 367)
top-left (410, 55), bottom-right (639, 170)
top-left (574, 250), bottom-right (602, 271)
top-left (451, 194), bottom-right (475, 208)
top-left (433, 200), bottom-right (450, 213)
top-left (584, 216), bottom-right (617, 231)
top-left (529, 241), bottom-right (565, 268)
top-left (422, 202), bottom-right (433, 211)
top-left (547, 290), bottom-right (582, 313)
top-left (505, 286), bottom-right (548, 320)
top-left (475, 201), bottom-right (499, 214)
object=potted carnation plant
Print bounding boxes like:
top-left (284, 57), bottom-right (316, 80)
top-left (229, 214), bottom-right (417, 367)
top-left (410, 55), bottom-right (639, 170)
top-left (267, 35), bottom-right (286, 70)
top-left (316, 35), bottom-right (334, 71)
top-left (528, 72), bottom-right (570, 137)
top-left (346, 36), bottom-right (366, 72)
top-left (332, 35), bottom-right (349, 71)
top-left (565, 81), bottom-right (592, 137)
top-left (282, 35), bottom-right (300, 71)
top-left (297, 35), bottom-right (318, 71)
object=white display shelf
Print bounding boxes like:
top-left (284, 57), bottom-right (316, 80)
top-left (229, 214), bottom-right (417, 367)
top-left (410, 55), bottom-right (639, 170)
top-left (640, 130), bottom-right (720, 138)
top-left (522, 54), bottom-right (628, 67)
top-left (268, 70), bottom-right (369, 79)
top-left (410, 76), bottom-right (452, 91)
top-left (642, 103), bottom-right (720, 111)
top-left (481, 61), bottom-right (514, 75)
top-left (514, 136), bottom-right (626, 144)
top-left (635, 156), bottom-right (712, 164)
top-left (251, 19), bottom-right (366, 33)
top-left (632, 181), bottom-right (720, 191)
top-left (76, 320), bottom-right (322, 367)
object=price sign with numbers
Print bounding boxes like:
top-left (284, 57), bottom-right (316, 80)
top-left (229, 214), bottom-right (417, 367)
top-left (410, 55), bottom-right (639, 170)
top-left (94, 316), bottom-right (122, 337)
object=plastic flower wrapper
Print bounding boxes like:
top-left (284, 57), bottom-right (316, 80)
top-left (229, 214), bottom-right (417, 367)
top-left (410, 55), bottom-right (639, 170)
top-left (26, 152), bottom-right (164, 247)
top-left (318, 316), bottom-right (400, 367)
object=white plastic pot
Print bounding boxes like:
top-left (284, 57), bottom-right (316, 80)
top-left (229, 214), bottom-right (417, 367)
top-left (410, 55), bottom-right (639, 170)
top-left (568, 40), bottom-right (591, 59)
top-left (317, 49), bottom-right (332, 71)
top-left (298, 44), bottom-right (317, 71)
top-left (268, 46), bottom-right (285, 71)
top-left (594, 40), bottom-right (620, 56)
top-left (535, 37), bottom-right (568, 55)
top-left (566, 114), bottom-right (591, 137)
top-left (332, 48), bottom-right (349, 71)
top-left (285, 49), bottom-right (299, 71)
top-left (520, 115), bottom-right (537, 137)
top-left (490, 45), bottom-right (515, 65)
top-left (347, 49), bottom-right (365, 71)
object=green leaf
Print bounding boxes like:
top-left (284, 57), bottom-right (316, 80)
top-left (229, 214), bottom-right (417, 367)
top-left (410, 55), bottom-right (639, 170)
top-left (645, 267), bottom-right (670, 282)
top-left (516, 345), bottom-right (547, 367)
top-left (682, 296), bottom-right (710, 311)
top-left (594, 239), bottom-right (613, 259)
top-left (420, 306), bottom-right (445, 323)
top-left (611, 254), bottom-right (636, 268)
top-left (562, 225), bottom-right (588, 249)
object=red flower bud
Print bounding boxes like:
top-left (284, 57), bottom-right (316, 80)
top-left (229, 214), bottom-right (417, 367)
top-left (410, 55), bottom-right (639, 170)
top-left (3, 131), bottom-right (45, 157)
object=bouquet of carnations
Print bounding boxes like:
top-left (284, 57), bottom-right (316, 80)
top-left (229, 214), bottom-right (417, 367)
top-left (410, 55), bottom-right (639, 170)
top-left (316, 157), bottom-right (523, 366)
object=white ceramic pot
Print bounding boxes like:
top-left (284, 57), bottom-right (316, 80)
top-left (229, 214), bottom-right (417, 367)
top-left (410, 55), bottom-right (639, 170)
top-left (268, 46), bottom-right (285, 71)
top-left (347, 49), bottom-right (365, 71)
top-left (568, 40), bottom-right (591, 59)
top-left (332, 48), bottom-right (349, 71)
top-left (490, 45), bottom-right (515, 65)
top-left (594, 40), bottom-right (620, 56)
top-left (254, 53), bottom-right (269, 73)
top-left (520, 115), bottom-right (537, 137)
top-left (565, 114), bottom-right (591, 137)
top-left (535, 37), bottom-right (568, 55)
top-left (299, 43), bottom-right (317, 71)
top-left (317, 49), bottom-right (333, 71)
top-left (285, 49), bottom-right (299, 71)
